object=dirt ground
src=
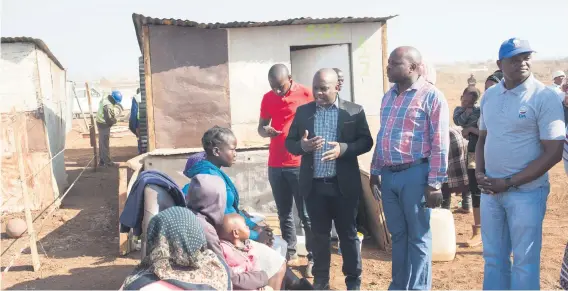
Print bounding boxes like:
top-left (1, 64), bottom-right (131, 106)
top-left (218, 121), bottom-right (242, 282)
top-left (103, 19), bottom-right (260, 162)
top-left (2, 78), bottom-right (568, 290)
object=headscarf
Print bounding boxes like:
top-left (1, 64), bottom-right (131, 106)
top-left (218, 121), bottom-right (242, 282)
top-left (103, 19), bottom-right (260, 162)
top-left (122, 207), bottom-right (231, 290)
top-left (184, 151), bottom-right (207, 174)
top-left (185, 159), bottom-right (259, 240)
top-left (182, 151), bottom-right (207, 196)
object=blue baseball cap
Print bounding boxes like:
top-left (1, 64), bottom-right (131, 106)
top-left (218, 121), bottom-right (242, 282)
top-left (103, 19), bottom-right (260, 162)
top-left (498, 38), bottom-right (535, 60)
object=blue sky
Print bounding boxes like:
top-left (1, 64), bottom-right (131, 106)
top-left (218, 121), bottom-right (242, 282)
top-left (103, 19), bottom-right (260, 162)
top-left (2, 0), bottom-right (566, 81)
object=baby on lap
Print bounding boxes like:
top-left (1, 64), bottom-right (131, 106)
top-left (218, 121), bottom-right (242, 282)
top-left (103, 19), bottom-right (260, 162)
top-left (219, 213), bottom-right (273, 291)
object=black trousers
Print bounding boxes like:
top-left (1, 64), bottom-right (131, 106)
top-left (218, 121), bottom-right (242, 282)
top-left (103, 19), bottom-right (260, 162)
top-left (467, 169), bottom-right (481, 208)
top-left (268, 167), bottom-right (313, 260)
top-left (305, 178), bottom-right (362, 288)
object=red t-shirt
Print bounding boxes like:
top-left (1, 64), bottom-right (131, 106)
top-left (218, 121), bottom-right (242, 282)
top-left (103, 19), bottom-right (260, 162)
top-left (260, 82), bottom-right (313, 167)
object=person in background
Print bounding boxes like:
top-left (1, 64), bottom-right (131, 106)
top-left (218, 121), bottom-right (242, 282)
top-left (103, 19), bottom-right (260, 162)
top-left (548, 70), bottom-right (565, 98)
top-left (370, 47), bottom-right (449, 291)
top-left (286, 68), bottom-right (373, 290)
top-left (129, 88), bottom-right (143, 154)
top-left (96, 90), bottom-right (123, 167)
top-left (257, 64), bottom-right (314, 275)
top-left (562, 81), bottom-right (568, 123)
top-left (453, 85), bottom-right (484, 246)
top-left (441, 126), bottom-right (470, 211)
top-left (476, 38), bottom-right (565, 290)
top-left (332, 68), bottom-right (344, 91)
top-left (484, 70), bottom-right (504, 90)
top-left (453, 86), bottom-right (481, 212)
top-left (120, 207), bottom-right (231, 290)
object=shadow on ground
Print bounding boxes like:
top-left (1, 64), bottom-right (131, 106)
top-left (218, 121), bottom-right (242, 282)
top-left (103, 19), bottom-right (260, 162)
top-left (6, 265), bottom-right (134, 290)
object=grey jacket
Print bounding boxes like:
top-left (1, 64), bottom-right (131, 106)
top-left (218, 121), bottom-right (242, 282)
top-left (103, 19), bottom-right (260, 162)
top-left (187, 174), bottom-right (268, 290)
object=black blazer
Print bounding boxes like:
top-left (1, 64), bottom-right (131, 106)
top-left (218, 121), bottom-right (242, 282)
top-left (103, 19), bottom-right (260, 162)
top-left (285, 98), bottom-right (373, 198)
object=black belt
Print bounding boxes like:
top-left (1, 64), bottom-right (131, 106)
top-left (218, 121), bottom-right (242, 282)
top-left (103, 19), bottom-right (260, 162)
top-left (313, 176), bottom-right (338, 184)
top-left (385, 158), bottom-right (428, 173)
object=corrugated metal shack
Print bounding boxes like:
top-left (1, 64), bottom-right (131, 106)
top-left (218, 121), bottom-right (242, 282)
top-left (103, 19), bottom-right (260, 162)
top-left (1, 37), bottom-right (71, 213)
top-left (132, 13), bottom-right (396, 151)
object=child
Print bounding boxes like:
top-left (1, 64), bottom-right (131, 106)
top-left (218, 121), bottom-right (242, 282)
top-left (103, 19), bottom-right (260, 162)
top-left (219, 213), bottom-right (256, 273)
top-left (454, 85), bottom-right (481, 151)
top-left (219, 214), bottom-right (274, 291)
top-left (453, 85), bottom-right (483, 246)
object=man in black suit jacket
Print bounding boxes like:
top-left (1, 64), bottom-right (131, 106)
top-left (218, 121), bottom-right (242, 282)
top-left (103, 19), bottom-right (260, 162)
top-left (285, 68), bottom-right (373, 290)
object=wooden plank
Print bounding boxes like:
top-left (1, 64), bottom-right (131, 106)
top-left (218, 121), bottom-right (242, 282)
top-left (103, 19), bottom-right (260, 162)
top-left (381, 21), bottom-right (389, 94)
top-left (85, 82), bottom-right (98, 171)
top-left (13, 110), bottom-right (41, 271)
top-left (359, 169), bottom-right (390, 250)
top-left (142, 25), bottom-right (156, 152)
top-left (118, 163), bottom-right (130, 255)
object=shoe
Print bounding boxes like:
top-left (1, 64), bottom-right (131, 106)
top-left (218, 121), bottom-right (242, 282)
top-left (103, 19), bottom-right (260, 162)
top-left (465, 225), bottom-right (482, 247)
top-left (346, 276), bottom-right (361, 290)
top-left (305, 260), bottom-right (314, 278)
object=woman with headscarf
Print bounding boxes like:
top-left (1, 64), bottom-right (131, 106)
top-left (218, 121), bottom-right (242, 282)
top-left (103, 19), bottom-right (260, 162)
top-left (185, 126), bottom-right (287, 290)
top-left (120, 207), bottom-right (231, 290)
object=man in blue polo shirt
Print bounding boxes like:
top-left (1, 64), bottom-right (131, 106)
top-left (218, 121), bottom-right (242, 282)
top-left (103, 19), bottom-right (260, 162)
top-left (476, 38), bottom-right (566, 290)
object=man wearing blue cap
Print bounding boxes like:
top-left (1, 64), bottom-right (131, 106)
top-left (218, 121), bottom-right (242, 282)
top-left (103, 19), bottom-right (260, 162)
top-left (96, 90), bottom-right (123, 167)
top-left (476, 38), bottom-right (566, 289)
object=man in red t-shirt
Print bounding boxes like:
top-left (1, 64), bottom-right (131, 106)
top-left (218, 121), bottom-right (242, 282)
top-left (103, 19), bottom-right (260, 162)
top-left (258, 64), bottom-right (314, 277)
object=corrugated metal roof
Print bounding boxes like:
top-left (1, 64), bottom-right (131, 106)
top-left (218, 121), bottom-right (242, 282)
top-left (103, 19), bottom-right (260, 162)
top-left (1, 37), bottom-right (64, 70)
top-left (132, 13), bottom-right (397, 53)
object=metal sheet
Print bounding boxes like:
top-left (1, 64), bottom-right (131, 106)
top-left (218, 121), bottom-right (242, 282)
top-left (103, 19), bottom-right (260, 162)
top-left (144, 149), bottom-right (276, 213)
top-left (1, 112), bottom-right (56, 213)
top-left (149, 25), bottom-right (230, 149)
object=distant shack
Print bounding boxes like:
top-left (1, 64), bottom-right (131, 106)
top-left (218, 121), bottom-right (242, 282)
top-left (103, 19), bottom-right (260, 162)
top-left (1, 37), bottom-right (72, 213)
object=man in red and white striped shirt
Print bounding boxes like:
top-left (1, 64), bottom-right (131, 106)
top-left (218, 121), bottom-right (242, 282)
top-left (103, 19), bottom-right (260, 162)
top-left (370, 46), bottom-right (449, 290)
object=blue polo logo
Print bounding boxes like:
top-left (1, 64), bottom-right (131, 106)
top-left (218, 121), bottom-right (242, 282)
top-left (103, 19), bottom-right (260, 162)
top-left (518, 106), bottom-right (528, 118)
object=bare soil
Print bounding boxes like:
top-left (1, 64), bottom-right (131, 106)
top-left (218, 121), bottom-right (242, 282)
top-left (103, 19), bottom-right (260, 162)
top-left (1, 74), bottom-right (567, 290)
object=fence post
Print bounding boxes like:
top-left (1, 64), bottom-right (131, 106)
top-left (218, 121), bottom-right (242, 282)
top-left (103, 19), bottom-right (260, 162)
top-left (85, 82), bottom-right (98, 171)
top-left (13, 109), bottom-right (41, 272)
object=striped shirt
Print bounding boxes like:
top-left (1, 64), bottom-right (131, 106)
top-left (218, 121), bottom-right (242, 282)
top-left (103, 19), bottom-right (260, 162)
top-left (371, 77), bottom-right (450, 187)
top-left (313, 97), bottom-right (339, 178)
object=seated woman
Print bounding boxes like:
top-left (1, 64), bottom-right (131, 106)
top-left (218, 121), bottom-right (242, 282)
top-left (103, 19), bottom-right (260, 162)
top-left (185, 126), bottom-right (287, 290)
top-left (184, 127), bottom-right (274, 244)
top-left (120, 207), bottom-right (231, 290)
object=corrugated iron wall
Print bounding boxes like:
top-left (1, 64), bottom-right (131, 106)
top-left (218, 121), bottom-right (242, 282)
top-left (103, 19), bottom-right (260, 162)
top-left (138, 56), bottom-right (148, 153)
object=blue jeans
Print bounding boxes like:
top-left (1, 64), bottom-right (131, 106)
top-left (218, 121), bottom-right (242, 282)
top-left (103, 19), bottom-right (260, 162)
top-left (268, 167), bottom-right (313, 260)
top-left (481, 186), bottom-right (549, 290)
top-left (381, 162), bottom-right (432, 290)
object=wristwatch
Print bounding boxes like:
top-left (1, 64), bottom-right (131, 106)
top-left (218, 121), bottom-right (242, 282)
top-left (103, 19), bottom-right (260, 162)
top-left (504, 177), bottom-right (518, 190)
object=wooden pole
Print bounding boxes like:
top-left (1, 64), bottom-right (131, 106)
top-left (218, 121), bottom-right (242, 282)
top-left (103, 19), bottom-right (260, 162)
top-left (85, 82), bottom-right (98, 171)
top-left (71, 82), bottom-right (90, 132)
top-left (118, 164), bottom-right (130, 255)
top-left (142, 25), bottom-right (156, 151)
top-left (13, 109), bottom-right (41, 272)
